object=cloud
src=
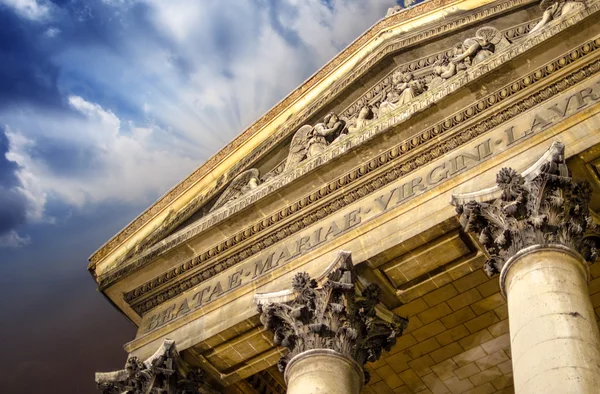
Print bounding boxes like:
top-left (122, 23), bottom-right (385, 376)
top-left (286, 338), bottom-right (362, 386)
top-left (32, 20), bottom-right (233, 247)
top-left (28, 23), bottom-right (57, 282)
top-left (0, 230), bottom-right (30, 248)
top-left (0, 0), bottom-right (398, 248)
top-left (0, 126), bottom-right (29, 246)
top-left (0, 0), bottom-right (52, 21)
top-left (4, 96), bottom-right (197, 212)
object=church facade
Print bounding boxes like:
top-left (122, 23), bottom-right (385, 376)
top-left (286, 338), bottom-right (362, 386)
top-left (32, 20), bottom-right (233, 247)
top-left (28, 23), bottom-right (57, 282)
top-left (91, 0), bottom-right (600, 392)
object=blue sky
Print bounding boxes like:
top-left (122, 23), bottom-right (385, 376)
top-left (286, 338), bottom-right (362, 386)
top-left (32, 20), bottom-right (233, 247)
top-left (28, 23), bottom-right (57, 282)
top-left (0, 0), bottom-right (399, 392)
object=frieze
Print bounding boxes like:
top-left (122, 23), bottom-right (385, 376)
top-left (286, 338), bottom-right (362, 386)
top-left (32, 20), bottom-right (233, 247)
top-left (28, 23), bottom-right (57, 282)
top-left (91, 0), bottom-right (540, 266)
top-left (114, 0), bottom-right (541, 267)
top-left (128, 40), bottom-right (600, 317)
top-left (107, 3), bottom-right (596, 280)
top-left (97, 7), bottom-right (600, 293)
top-left (136, 69), bottom-right (600, 332)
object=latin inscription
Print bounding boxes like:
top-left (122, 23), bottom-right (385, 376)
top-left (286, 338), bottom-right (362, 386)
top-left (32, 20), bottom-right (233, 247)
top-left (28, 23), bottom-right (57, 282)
top-left (142, 81), bottom-right (600, 333)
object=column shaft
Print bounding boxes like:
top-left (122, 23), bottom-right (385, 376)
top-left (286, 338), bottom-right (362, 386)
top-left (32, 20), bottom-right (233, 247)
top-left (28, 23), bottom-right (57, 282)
top-left (285, 349), bottom-right (363, 394)
top-left (502, 246), bottom-right (600, 393)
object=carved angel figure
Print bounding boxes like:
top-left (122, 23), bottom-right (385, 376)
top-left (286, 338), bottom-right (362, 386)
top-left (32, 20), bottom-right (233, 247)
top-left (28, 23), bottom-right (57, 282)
top-left (529, 0), bottom-right (586, 35)
top-left (452, 26), bottom-right (509, 67)
top-left (284, 113), bottom-right (346, 171)
top-left (209, 168), bottom-right (260, 212)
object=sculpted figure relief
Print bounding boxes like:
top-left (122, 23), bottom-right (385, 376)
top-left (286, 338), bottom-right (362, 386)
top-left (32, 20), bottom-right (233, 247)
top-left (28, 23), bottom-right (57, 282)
top-left (429, 59), bottom-right (458, 89)
top-left (347, 105), bottom-right (374, 134)
top-left (284, 112), bottom-right (347, 171)
top-left (378, 71), bottom-right (425, 115)
top-left (210, 168), bottom-right (260, 212)
top-left (452, 26), bottom-right (509, 68)
top-left (529, 0), bottom-right (586, 34)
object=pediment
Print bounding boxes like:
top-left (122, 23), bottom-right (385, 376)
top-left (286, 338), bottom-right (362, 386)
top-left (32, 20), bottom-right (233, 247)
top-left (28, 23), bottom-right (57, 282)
top-left (96, 0), bottom-right (599, 287)
top-left (90, 0), bottom-right (558, 277)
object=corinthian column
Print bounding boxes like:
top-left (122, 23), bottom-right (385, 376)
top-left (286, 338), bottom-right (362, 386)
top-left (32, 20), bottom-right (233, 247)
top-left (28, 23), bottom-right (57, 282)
top-left (453, 142), bottom-right (600, 393)
top-left (95, 339), bottom-right (216, 394)
top-left (255, 252), bottom-right (408, 394)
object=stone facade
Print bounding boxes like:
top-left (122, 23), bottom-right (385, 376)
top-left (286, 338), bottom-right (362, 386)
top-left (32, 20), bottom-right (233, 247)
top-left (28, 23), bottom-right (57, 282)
top-left (92, 0), bottom-right (600, 392)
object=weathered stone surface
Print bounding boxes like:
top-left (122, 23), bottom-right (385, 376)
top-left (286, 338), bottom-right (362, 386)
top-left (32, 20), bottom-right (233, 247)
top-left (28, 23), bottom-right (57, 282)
top-left (454, 142), bottom-right (600, 277)
top-left (256, 252), bottom-right (408, 380)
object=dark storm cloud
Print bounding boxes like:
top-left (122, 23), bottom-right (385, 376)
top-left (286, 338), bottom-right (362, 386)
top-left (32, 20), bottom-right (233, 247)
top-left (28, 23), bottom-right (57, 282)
top-left (0, 126), bottom-right (27, 236)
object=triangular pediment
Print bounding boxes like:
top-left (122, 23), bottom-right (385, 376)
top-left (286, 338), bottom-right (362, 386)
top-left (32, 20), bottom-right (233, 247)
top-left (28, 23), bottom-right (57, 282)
top-left (93, 0), bottom-right (600, 304)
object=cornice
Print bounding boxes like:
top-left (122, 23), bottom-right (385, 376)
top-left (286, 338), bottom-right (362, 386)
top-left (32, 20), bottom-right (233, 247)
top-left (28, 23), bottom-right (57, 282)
top-left (123, 32), bottom-right (600, 315)
top-left (89, 0), bottom-right (537, 271)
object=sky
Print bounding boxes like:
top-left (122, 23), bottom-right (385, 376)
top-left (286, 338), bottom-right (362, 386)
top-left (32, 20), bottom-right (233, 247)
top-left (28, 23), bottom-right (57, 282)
top-left (0, 0), bottom-right (401, 392)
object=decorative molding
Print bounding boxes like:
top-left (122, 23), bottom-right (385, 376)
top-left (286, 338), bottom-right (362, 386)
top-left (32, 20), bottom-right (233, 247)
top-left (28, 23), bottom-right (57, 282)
top-left (452, 142), bottom-right (600, 277)
top-left (90, 0), bottom-right (539, 267)
top-left (95, 339), bottom-right (216, 394)
top-left (119, 34), bottom-right (600, 315)
top-left (254, 251), bottom-right (408, 380)
top-left (339, 19), bottom-right (538, 120)
top-left (114, 18), bottom-right (541, 279)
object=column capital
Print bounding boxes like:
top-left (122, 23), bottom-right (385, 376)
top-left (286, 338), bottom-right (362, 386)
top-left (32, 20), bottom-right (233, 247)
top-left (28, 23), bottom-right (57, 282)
top-left (95, 339), bottom-right (214, 394)
top-left (255, 251), bottom-right (408, 382)
top-left (453, 142), bottom-right (600, 277)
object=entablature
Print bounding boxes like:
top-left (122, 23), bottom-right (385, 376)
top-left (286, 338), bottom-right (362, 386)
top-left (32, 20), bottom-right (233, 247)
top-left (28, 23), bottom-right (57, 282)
top-left (90, 0), bottom-right (547, 278)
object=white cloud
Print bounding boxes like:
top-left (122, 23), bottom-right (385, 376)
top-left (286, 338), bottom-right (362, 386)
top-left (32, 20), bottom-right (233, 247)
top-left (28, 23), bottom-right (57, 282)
top-left (1, 0), bottom-right (52, 21)
top-left (4, 96), bottom-right (197, 214)
top-left (0, 0), bottom-right (398, 245)
top-left (44, 27), bottom-right (60, 38)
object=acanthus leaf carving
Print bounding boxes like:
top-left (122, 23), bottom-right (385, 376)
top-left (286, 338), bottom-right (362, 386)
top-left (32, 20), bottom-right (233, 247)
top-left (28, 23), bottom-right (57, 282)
top-left (95, 339), bottom-right (213, 394)
top-left (454, 143), bottom-right (600, 277)
top-left (256, 252), bottom-right (408, 381)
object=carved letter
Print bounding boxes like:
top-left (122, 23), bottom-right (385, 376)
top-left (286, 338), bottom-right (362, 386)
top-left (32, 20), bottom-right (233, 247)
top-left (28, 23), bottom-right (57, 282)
top-left (427, 163), bottom-right (449, 185)
top-left (160, 304), bottom-right (176, 325)
top-left (529, 114), bottom-right (552, 133)
top-left (207, 282), bottom-right (224, 302)
top-left (192, 287), bottom-right (211, 308)
top-left (406, 177), bottom-right (426, 197)
top-left (293, 236), bottom-right (312, 257)
top-left (175, 299), bottom-right (190, 317)
top-left (253, 253), bottom-right (276, 278)
top-left (343, 208), bottom-right (362, 230)
top-left (228, 269), bottom-right (243, 290)
top-left (147, 313), bottom-right (160, 331)
top-left (375, 190), bottom-right (395, 211)
top-left (324, 221), bottom-right (342, 240)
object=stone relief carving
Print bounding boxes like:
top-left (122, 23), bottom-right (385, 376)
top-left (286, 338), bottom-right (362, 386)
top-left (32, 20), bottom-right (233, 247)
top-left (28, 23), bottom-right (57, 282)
top-left (95, 339), bottom-right (212, 394)
top-left (210, 168), bottom-right (261, 212)
top-left (386, 5), bottom-right (403, 17)
top-left (256, 252), bottom-right (408, 381)
top-left (452, 26), bottom-right (511, 69)
top-left (92, 0), bottom-right (544, 265)
top-left (453, 143), bottom-right (600, 277)
top-left (122, 34), bottom-right (600, 311)
top-left (284, 113), bottom-right (347, 171)
top-left (530, 0), bottom-right (587, 34)
top-left (378, 71), bottom-right (426, 116)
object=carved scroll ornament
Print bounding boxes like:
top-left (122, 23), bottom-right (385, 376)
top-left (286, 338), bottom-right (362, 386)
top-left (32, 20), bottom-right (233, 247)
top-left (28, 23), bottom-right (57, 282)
top-left (255, 252), bottom-right (408, 382)
top-left (95, 339), bottom-right (210, 394)
top-left (453, 143), bottom-right (600, 277)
